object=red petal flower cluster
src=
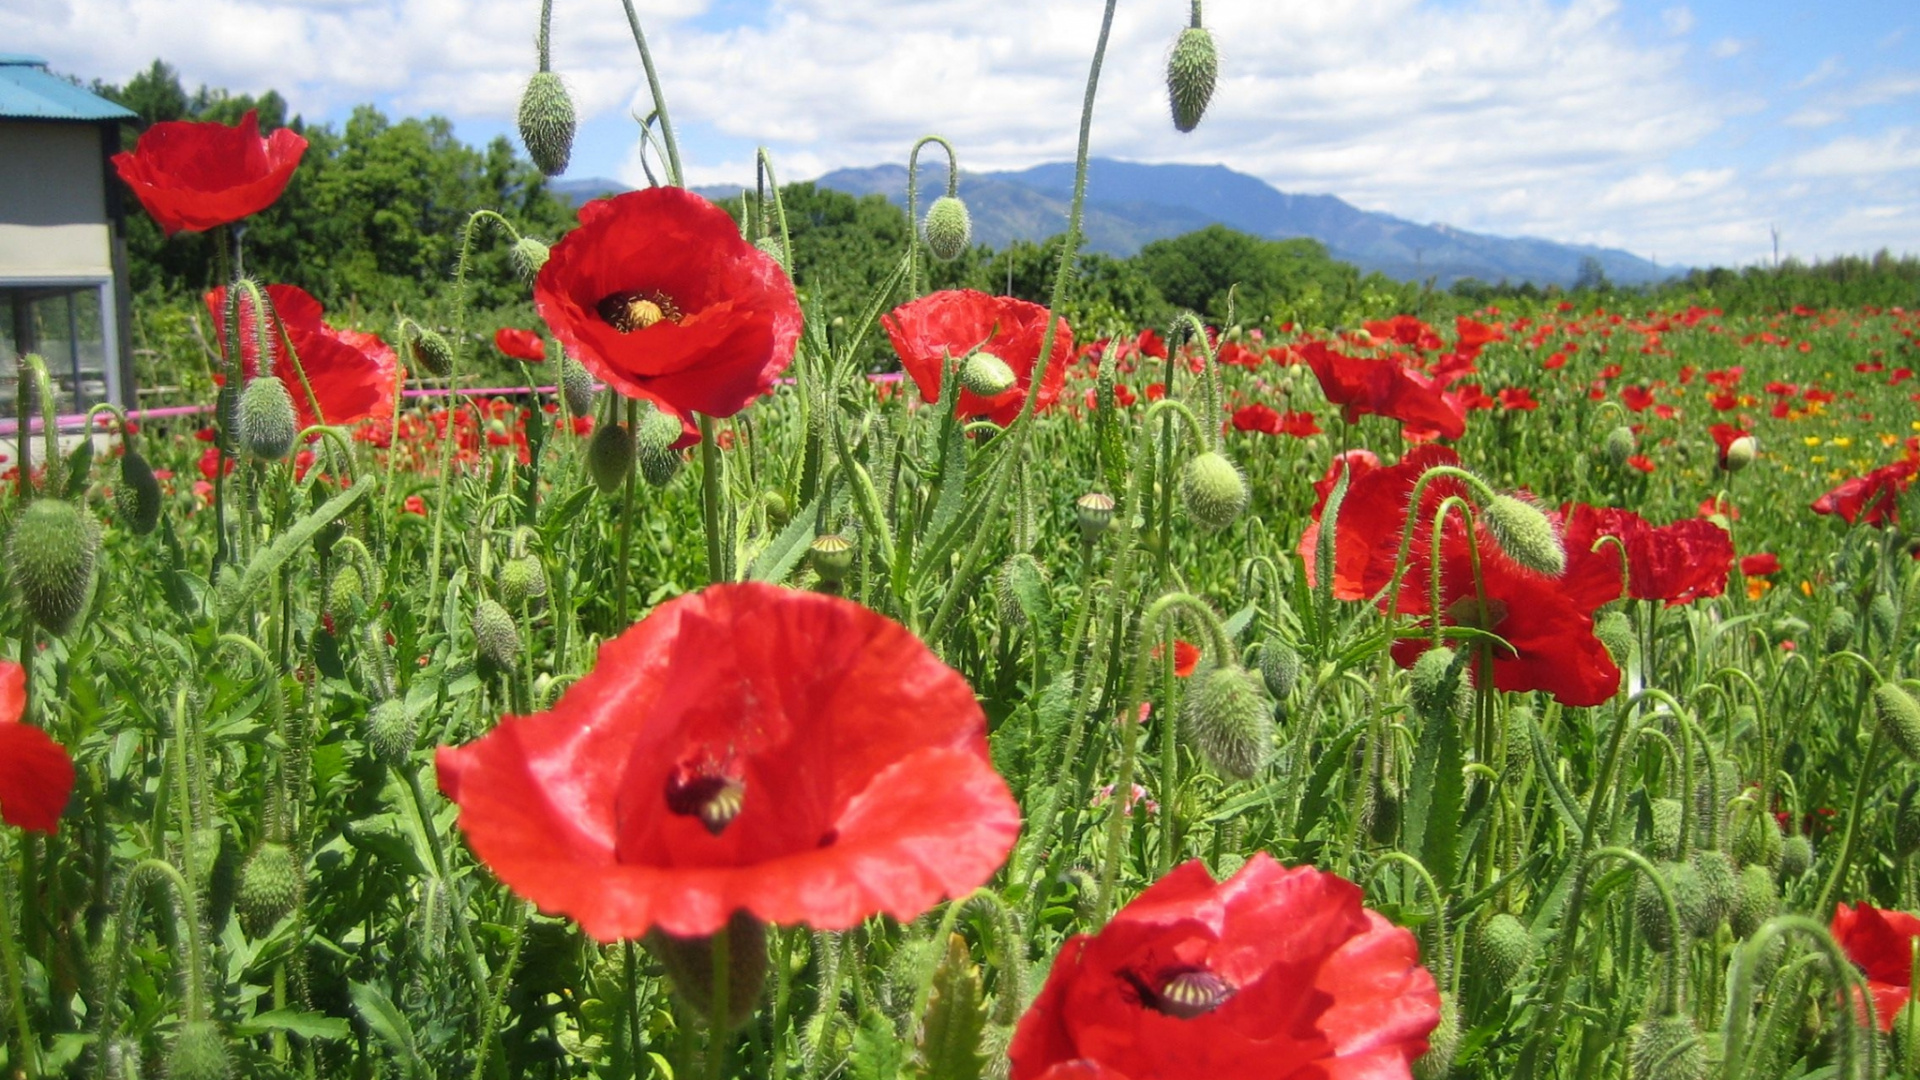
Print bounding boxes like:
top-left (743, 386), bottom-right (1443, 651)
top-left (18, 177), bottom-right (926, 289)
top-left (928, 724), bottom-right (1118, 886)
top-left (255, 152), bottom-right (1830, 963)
top-left (111, 110), bottom-right (307, 236)
top-left (1812, 459), bottom-right (1918, 527)
top-left (1297, 341), bottom-right (1467, 440)
top-left (435, 583), bottom-right (1020, 940)
top-left (0, 662), bottom-right (74, 835)
top-left (884, 290), bottom-right (1073, 428)
top-left (1230, 404), bottom-right (1320, 438)
top-left (495, 327), bottom-right (547, 363)
top-left (535, 189), bottom-right (802, 435)
top-left (1009, 856), bottom-right (1440, 1080)
top-left (1560, 505), bottom-right (1734, 607)
top-left (206, 284), bottom-right (399, 429)
top-left (1832, 901), bottom-right (1920, 1031)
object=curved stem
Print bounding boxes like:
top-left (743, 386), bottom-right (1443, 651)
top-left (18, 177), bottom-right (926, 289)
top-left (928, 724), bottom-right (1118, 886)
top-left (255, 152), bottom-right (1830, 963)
top-left (617, 0), bottom-right (685, 187)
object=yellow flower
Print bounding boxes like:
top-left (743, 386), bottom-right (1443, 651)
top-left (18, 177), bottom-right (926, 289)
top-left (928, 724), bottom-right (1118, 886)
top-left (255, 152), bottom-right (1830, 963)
top-left (1803, 436), bottom-right (1823, 447)
top-left (1830, 437), bottom-right (1852, 448)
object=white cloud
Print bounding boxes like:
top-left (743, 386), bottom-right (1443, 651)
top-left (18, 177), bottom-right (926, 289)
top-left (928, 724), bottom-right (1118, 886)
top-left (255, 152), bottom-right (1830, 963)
top-left (1711, 37), bottom-right (1751, 59)
top-left (1661, 5), bottom-right (1693, 35)
top-left (1780, 127), bottom-right (1920, 178)
top-left (1792, 56), bottom-right (1845, 90)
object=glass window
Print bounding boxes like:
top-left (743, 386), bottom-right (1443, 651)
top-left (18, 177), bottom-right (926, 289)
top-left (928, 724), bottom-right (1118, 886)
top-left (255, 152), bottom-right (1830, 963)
top-left (1, 283), bottom-right (113, 418)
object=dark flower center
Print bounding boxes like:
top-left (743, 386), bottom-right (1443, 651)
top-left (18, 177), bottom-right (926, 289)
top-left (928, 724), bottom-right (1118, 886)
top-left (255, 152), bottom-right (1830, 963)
top-left (664, 769), bottom-right (746, 836)
top-left (598, 291), bottom-right (681, 333)
top-left (1123, 966), bottom-right (1235, 1019)
top-left (1445, 596), bottom-right (1508, 631)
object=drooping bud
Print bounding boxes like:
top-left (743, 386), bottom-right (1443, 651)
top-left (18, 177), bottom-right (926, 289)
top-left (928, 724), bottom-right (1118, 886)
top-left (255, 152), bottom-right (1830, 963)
top-left (1874, 681), bottom-right (1920, 762)
top-left (406, 326), bottom-right (454, 378)
top-left (1730, 862), bottom-right (1779, 939)
top-left (1074, 492), bottom-right (1115, 545)
top-left (1648, 797), bottom-right (1684, 861)
top-left (809, 534), bottom-right (855, 588)
top-left (958, 351), bottom-right (1018, 398)
top-left (511, 236), bottom-right (551, 279)
top-left (1692, 849), bottom-right (1736, 933)
top-left (518, 71), bottom-right (576, 176)
top-left (636, 406), bottom-right (686, 488)
top-left (1595, 610), bottom-right (1633, 667)
top-left (1179, 451), bottom-right (1249, 531)
top-left (1871, 591), bottom-right (1899, 647)
top-left (586, 421), bottom-right (635, 495)
top-left (1476, 912), bottom-right (1535, 989)
top-left (1413, 992), bottom-right (1461, 1080)
top-left (1410, 646), bottom-right (1471, 720)
top-left (472, 598), bottom-right (521, 669)
top-left (1635, 861), bottom-right (1702, 952)
top-left (644, 910), bottom-right (768, 1031)
top-left (10, 498), bottom-right (100, 635)
top-left (164, 1020), bottom-right (234, 1080)
top-left (1825, 607), bottom-right (1856, 652)
top-left (116, 448), bottom-right (163, 536)
top-left (761, 490), bottom-right (790, 527)
top-left (1777, 833), bottom-right (1813, 882)
top-left (1258, 639), bottom-right (1301, 700)
top-left (923, 196), bottom-right (972, 262)
top-left (239, 375), bottom-right (298, 460)
top-left (560, 356), bottom-right (597, 418)
top-left (995, 552), bottom-right (1049, 630)
top-left (1182, 663), bottom-right (1274, 781)
top-left (1166, 25), bottom-right (1219, 134)
top-left (327, 564), bottom-right (364, 621)
top-left (499, 554), bottom-right (548, 612)
top-left (237, 842), bottom-right (303, 937)
top-left (1603, 425), bottom-right (1636, 470)
top-left (1482, 492), bottom-right (1566, 576)
top-left (1732, 805), bottom-right (1783, 869)
top-left (1628, 1014), bottom-right (1709, 1080)
top-left (1721, 434), bottom-right (1757, 472)
top-left (367, 698), bottom-right (416, 764)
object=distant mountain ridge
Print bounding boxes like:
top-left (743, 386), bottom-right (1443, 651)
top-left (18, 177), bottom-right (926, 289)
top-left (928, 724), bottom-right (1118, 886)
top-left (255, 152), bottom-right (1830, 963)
top-left (573, 159), bottom-right (1676, 288)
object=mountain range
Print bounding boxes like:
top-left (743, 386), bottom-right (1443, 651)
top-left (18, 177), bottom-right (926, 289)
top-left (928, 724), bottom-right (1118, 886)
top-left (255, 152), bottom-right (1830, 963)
top-left (554, 159), bottom-right (1675, 288)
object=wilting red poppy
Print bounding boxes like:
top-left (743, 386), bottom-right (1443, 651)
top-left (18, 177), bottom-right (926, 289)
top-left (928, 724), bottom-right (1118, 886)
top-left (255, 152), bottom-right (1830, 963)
top-left (883, 290), bottom-right (1073, 428)
top-left (435, 582), bottom-right (1020, 940)
top-left (1297, 341), bottom-right (1467, 440)
top-left (1300, 444), bottom-right (1464, 602)
top-left (0, 662), bottom-right (74, 835)
top-left (1813, 460), bottom-right (1918, 527)
top-left (495, 327), bottom-right (547, 363)
top-left (206, 284), bottom-right (399, 429)
top-left (1559, 505), bottom-right (1733, 607)
top-left (1832, 902), bottom-right (1920, 1031)
top-left (111, 110), bottom-right (307, 236)
top-left (535, 188), bottom-right (801, 434)
top-left (1008, 855), bottom-right (1439, 1080)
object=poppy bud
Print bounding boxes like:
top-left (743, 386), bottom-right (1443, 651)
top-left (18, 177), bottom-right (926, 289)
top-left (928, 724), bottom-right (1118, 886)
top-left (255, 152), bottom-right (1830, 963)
top-left (1825, 607), bottom-right (1855, 652)
top-left (996, 552), bottom-right (1048, 630)
top-left (1074, 492), bottom-right (1115, 545)
top-left (1414, 992), bottom-right (1460, 1080)
top-left (1476, 912), bottom-right (1534, 989)
top-left (586, 421), bottom-right (635, 495)
top-left (1482, 492), bottom-right (1566, 576)
top-left (1693, 849), bottom-right (1736, 932)
top-left (1647, 797), bottom-right (1683, 861)
top-left (958, 351), bottom-right (1018, 398)
top-left (636, 407), bottom-right (686, 488)
top-left (1257, 639), bottom-right (1301, 700)
top-left (1166, 25), bottom-right (1218, 134)
top-left (10, 498), bottom-right (100, 635)
top-left (472, 598), bottom-right (521, 669)
top-left (1777, 833), bottom-right (1813, 882)
top-left (923, 195), bottom-right (972, 262)
top-left (328, 564), bottom-right (364, 621)
top-left (1506, 705), bottom-right (1537, 777)
top-left (1178, 451), bottom-right (1249, 531)
top-left (645, 910), bottom-right (768, 1031)
top-left (1730, 862), bottom-right (1778, 939)
top-left (500, 554), bottom-right (549, 612)
top-left (406, 326), bottom-right (454, 378)
top-left (1635, 861), bottom-right (1700, 952)
top-left (1595, 610), bottom-right (1633, 667)
top-left (367, 698), bottom-right (416, 764)
top-left (761, 490), bottom-right (790, 527)
top-left (1629, 1014), bottom-right (1708, 1080)
top-left (1871, 591), bottom-right (1899, 647)
top-left (1182, 663), bottom-right (1274, 781)
top-left (754, 235), bottom-right (786, 264)
top-left (116, 448), bottom-right (163, 536)
top-left (1877, 681), bottom-right (1920, 762)
top-left (517, 71), bottom-right (576, 177)
top-left (1720, 434), bottom-right (1757, 472)
top-left (809, 534), bottom-right (855, 587)
top-left (1603, 425), bottom-right (1636, 469)
top-left (165, 1020), bottom-right (234, 1080)
top-left (239, 375), bottom-right (298, 460)
top-left (1732, 806), bottom-right (1783, 869)
top-left (1410, 646), bottom-right (1471, 720)
top-left (1898, 782), bottom-right (1920, 858)
top-left (238, 841), bottom-right (302, 937)
top-left (560, 355), bottom-right (597, 418)
top-left (512, 236), bottom-right (551, 279)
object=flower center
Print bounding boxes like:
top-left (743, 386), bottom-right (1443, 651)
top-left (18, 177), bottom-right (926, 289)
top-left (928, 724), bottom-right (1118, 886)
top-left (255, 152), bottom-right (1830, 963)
top-left (1444, 596), bottom-right (1508, 631)
top-left (664, 768), bottom-right (746, 836)
top-left (1125, 966), bottom-right (1235, 1019)
top-left (598, 291), bottom-right (681, 333)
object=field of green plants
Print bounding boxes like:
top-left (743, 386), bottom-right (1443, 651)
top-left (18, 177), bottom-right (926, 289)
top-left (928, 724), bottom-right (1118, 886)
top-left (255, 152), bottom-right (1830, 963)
top-left (8, 3), bottom-right (1920, 1080)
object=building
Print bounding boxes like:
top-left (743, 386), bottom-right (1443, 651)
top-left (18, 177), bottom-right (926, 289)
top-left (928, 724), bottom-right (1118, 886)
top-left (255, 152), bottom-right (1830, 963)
top-left (0, 54), bottom-right (136, 420)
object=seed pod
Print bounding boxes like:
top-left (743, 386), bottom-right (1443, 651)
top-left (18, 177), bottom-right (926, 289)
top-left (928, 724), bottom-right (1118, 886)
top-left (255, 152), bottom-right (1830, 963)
top-left (1777, 833), bottom-right (1813, 882)
top-left (1482, 492), bottom-right (1566, 576)
top-left (1629, 1013), bottom-right (1709, 1080)
top-left (1182, 663), bottom-right (1274, 781)
top-left (1165, 25), bottom-right (1218, 133)
top-left (1693, 850), bottom-right (1736, 934)
top-left (809, 534), bottom-right (855, 587)
top-left (164, 1020), bottom-right (233, 1080)
top-left (10, 498), bottom-right (100, 635)
top-left (1874, 681), bottom-right (1920, 762)
top-left (560, 356), bottom-right (597, 418)
top-left (1074, 492), bottom-right (1115, 545)
top-left (511, 236), bottom-right (551, 279)
top-left (517, 71), bottom-right (576, 176)
top-left (1730, 862), bottom-right (1779, 939)
top-left (1178, 451), bottom-right (1249, 531)
top-left (1258, 639), bottom-right (1301, 700)
top-left (239, 375), bottom-right (297, 460)
top-left (499, 554), bottom-right (549, 613)
top-left (1721, 434), bottom-right (1757, 472)
top-left (1477, 912), bottom-right (1535, 990)
top-left (472, 598), bottom-right (521, 669)
top-left (644, 910), bottom-right (768, 1031)
top-left (367, 698), bottom-right (416, 764)
top-left (586, 421), bottom-right (635, 495)
top-left (237, 842), bottom-right (302, 937)
top-left (116, 448), bottom-right (163, 535)
top-left (922, 195), bottom-right (972, 262)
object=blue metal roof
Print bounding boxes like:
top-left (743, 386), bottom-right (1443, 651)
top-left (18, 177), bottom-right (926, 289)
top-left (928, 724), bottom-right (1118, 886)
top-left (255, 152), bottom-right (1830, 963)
top-left (0, 55), bottom-right (136, 122)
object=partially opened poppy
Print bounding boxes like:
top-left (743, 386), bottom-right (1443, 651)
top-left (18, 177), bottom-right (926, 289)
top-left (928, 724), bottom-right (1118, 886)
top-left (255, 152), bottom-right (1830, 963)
top-left (1832, 901), bottom-right (1920, 1031)
top-left (1297, 341), bottom-right (1467, 440)
top-left (535, 188), bottom-right (802, 435)
top-left (1300, 444), bottom-right (1464, 602)
top-left (0, 661), bottom-right (75, 835)
top-left (1008, 855), bottom-right (1440, 1080)
top-left (435, 582), bottom-right (1020, 940)
top-left (1813, 459), bottom-right (1918, 527)
top-left (883, 290), bottom-right (1073, 427)
top-left (111, 110), bottom-right (307, 236)
top-left (206, 284), bottom-right (399, 429)
top-left (1559, 505), bottom-right (1733, 607)
top-left (495, 327), bottom-right (547, 363)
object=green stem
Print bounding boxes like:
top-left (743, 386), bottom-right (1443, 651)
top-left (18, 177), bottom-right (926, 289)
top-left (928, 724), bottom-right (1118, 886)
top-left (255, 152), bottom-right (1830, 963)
top-left (1816, 724), bottom-right (1885, 918)
top-left (700, 414), bottom-right (725, 585)
top-left (397, 764), bottom-right (491, 996)
top-left (707, 921), bottom-right (731, 1080)
top-left (0, 838), bottom-right (39, 1079)
top-left (617, 0), bottom-right (685, 187)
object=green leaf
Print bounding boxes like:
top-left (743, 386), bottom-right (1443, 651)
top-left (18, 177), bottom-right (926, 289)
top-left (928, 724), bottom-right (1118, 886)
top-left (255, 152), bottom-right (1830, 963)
top-left (851, 1007), bottom-right (905, 1080)
top-left (747, 491), bottom-right (824, 582)
top-left (221, 474), bottom-right (375, 617)
top-left (62, 436), bottom-right (93, 501)
top-left (237, 1009), bottom-right (351, 1041)
top-left (913, 933), bottom-right (987, 1080)
top-left (350, 980), bottom-right (423, 1075)
top-left (1406, 707), bottom-right (1465, 886)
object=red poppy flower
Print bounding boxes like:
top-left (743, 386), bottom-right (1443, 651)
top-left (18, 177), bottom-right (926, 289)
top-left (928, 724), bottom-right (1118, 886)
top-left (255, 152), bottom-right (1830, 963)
top-left (1300, 444), bottom-right (1464, 601)
top-left (1150, 640), bottom-right (1202, 678)
top-left (206, 284), bottom-right (399, 429)
top-left (1008, 856), bottom-right (1440, 1080)
top-left (1231, 403), bottom-right (1284, 435)
top-left (111, 110), bottom-right (307, 236)
top-left (1708, 423), bottom-right (1754, 470)
top-left (534, 188), bottom-right (801, 435)
top-left (435, 582), bottom-right (1020, 940)
top-left (1297, 341), bottom-right (1467, 440)
top-left (1497, 387), bottom-right (1538, 411)
top-left (1560, 505), bottom-right (1734, 607)
top-left (1813, 460), bottom-right (1918, 527)
top-left (883, 290), bottom-right (1073, 428)
top-left (1621, 385), bottom-right (1655, 412)
top-left (0, 662), bottom-right (75, 835)
top-left (1832, 902), bottom-right (1920, 1031)
top-left (1741, 553), bottom-right (1781, 577)
top-left (495, 327), bottom-right (547, 363)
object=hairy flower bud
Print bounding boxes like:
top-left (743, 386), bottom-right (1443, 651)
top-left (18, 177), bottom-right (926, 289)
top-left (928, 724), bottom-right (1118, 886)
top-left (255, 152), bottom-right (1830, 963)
top-left (923, 196), bottom-right (972, 262)
top-left (1629, 1014), bottom-right (1708, 1080)
top-left (644, 910), bottom-right (768, 1031)
top-left (636, 407), bottom-right (686, 488)
top-left (500, 554), bottom-right (549, 612)
top-left (1648, 797), bottom-right (1684, 862)
top-left (1183, 663), bottom-right (1274, 781)
top-left (996, 552), bottom-right (1048, 630)
top-left (327, 564), bottom-right (364, 621)
top-left (1603, 425), bottom-right (1636, 470)
top-left (116, 448), bottom-right (163, 536)
top-left (518, 71), bottom-right (576, 177)
top-left (1410, 646), bottom-right (1471, 720)
top-left (560, 355), bottom-right (597, 418)
top-left (1414, 992), bottom-right (1461, 1080)
top-left (1693, 849), bottom-right (1736, 933)
top-left (472, 598), bottom-right (521, 669)
top-left (239, 375), bottom-right (298, 460)
top-left (1595, 610), bottom-right (1634, 667)
top-left (586, 421), bottom-right (635, 495)
top-left (238, 841), bottom-right (302, 937)
top-left (511, 236), bottom-right (551, 279)
top-left (406, 326), bottom-right (453, 378)
top-left (1483, 493), bottom-right (1566, 576)
top-left (1899, 783), bottom-right (1920, 859)
top-left (958, 351), bottom-right (1017, 398)
top-left (1778, 833), bottom-right (1813, 882)
top-left (1636, 861), bottom-right (1703, 952)
top-left (1179, 451), bottom-right (1249, 531)
top-left (1477, 912), bottom-right (1535, 989)
top-left (1730, 862), bottom-right (1778, 939)
top-left (1166, 26), bottom-right (1219, 134)
top-left (367, 698), bottom-right (416, 764)
top-left (165, 1020), bottom-right (234, 1080)
top-left (10, 499), bottom-right (100, 635)
top-left (1258, 639), bottom-right (1302, 700)
top-left (1875, 681), bottom-right (1920, 762)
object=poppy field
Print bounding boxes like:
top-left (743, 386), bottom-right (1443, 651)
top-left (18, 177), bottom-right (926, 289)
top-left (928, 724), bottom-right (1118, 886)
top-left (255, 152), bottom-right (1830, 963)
top-left (9, 4), bottom-right (1920, 1080)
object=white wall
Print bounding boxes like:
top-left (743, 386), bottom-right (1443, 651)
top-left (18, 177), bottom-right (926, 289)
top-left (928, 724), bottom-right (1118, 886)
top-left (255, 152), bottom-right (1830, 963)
top-left (0, 121), bottom-right (112, 278)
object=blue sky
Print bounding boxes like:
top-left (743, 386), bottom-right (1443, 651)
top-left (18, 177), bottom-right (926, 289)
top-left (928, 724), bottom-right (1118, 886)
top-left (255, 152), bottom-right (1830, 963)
top-left (9, 0), bottom-right (1917, 267)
